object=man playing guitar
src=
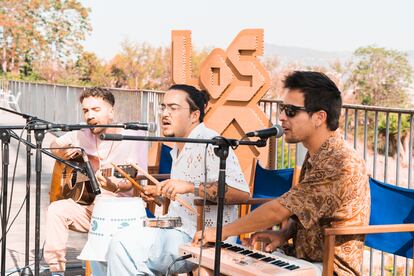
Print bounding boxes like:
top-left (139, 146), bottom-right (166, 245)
top-left (44, 87), bottom-right (148, 275)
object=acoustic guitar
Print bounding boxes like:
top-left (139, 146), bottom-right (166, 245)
top-left (50, 155), bottom-right (138, 205)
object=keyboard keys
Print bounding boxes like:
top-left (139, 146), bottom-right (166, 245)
top-left (220, 243), bottom-right (232, 248)
top-left (261, 257), bottom-right (276, 262)
top-left (227, 246), bottom-right (244, 252)
top-left (239, 249), bottom-right (254, 255)
top-left (248, 252), bottom-right (266, 259)
top-left (217, 242), bottom-right (301, 271)
top-left (285, 264), bottom-right (300, 270)
top-left (271, 260), bottom-right (290, 267)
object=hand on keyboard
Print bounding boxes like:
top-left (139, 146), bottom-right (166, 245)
top-left (247, 230), bottom-right (288, 252)
top-left (192, 227), bottom-right (228, 247)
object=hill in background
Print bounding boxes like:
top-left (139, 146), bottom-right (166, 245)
top-left (264, 44), bottom-right (414, 104)
top-left (264, 43), bottom-right (414, 68)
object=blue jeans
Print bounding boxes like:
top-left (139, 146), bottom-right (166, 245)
top-left (93, 226), bottom-right (196, 275)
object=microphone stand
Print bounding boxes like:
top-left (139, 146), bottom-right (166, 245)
top-left (0, 117), bottom-right (154, 275)
top-left (0, 106), bottom-right (54, 276)
top-left (0, 128), bottom-right (84, 276)
top-left (0, 121), bottom-right (97, 276)
top-left (23, 119), bottom-right (32, 276)
top-left (100, 133), bottom-right (267, 276)
top-left (1, 128), bottom-right (10, 276)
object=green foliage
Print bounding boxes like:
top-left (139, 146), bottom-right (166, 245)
top-left (107, 40), bottom-right (171, 90)
top-left (67, 41), bottom-right (211, 90)
top-left (378, 113), bottom-right (411, 135)
top-left (276, 140), bottom-right (296, 169)
top-left (347, 46), bottom-right (413, 107)
top-left (377, 113), bottom-right (412, 156)
top-left (0, 0), bottom-right (91, 80)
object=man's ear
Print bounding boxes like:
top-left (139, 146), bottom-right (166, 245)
top-left (191, 110), bottom-right (201, 123)
top-left (109, 106), bottom-right (115, 120)
top-left (314, 110), bottom-right (327, 128)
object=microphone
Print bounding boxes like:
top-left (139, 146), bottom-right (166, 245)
top-left (42, 122), bottom-right (157, 132)
top-left (123, 122), bottom-right (157, 132)
top-left (31, 123), bottom-right (84, 131)
top-left (81, 152), bottom-right (101, 195)
top-left (100, 134), bottom-right (123, 141)
top-left (246, 124), bottom-right (284, 139)
top-left (34, 123), bottom-right (87, 131)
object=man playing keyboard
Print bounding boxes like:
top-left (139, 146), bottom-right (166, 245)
top-left (194, 71), bottom-right (370, 276)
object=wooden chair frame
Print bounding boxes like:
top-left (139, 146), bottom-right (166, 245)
top-left (322, 224), bottom-right (414, 276)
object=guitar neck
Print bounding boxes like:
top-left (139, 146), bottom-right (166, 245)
top-left (100, 165), bottom-right (137, 179)
top-left (101, 167), bottom-right (115, 177)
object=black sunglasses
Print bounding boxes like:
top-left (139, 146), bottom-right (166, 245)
top-left (279, 104), bottom-right (308, 117)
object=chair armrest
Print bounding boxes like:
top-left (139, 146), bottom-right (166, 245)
top-left (193, 197), bottom-right (275, 206)
top-left (322, 223), bottom-right (414, 276)
top-left (324, 224), bottom-right (414, 236)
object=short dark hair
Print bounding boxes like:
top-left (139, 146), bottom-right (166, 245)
top-left (169, 84), bottom-right (210, 122)
top-left (283, 71), bottom-right (342, 131)
top-left (79, 87), bottom-right (115, 107)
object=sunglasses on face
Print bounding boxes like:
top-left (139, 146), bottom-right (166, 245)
top-left (279, 104), bottom-right (308, 117)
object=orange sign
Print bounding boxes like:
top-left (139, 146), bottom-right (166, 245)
top-left (172, 29), bottom-right (272, 185)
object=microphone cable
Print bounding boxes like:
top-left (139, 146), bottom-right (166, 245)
top-left (165, 254), bottom-right (193, 276)
top-left (5, 240), bottom-right (46, 275)
top-left (164, 143), bottom-right (210, 276)
top-left (197, 143), bottom-right (210, 276)
top-left (0, 123), bottom-right (29, 243)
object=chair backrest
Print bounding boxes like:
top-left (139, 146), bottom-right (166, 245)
top-left (250, 161), bottom-right (293, 211)
top-left (366, 177), bottom-right (414, 258)
top-left (158, 144), bottom-right (173, 174)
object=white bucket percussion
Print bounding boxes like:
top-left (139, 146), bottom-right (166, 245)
top-left (78, 196), bottom-right (147, 262)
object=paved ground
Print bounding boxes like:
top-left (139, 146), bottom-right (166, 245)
top-left (1, 108), bottom-right (86, 275)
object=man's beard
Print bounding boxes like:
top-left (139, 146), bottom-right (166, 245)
top-left (163, 132), bottom-right (175, 137)
top-left (90, 126), bottom-right (105, 135)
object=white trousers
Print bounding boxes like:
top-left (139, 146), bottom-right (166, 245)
top-left (93, 226), bottom-right (196, 276)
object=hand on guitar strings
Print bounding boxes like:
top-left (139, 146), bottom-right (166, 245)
top-left (95, 170), bottom-right (119, 193)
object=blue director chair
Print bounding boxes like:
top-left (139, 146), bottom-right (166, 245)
top-left (144, 143), bottom-right (173, 217)
top-left (323, 177), bottom-right (414, 275)
top-left (250, 160), bottom-right (294, 212)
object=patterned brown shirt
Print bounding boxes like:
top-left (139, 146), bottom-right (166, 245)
top-left (279, 131), bottom-right (370, 276)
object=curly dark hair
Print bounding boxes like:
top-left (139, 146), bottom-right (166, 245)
top-left (79, 87), bottom-right (115, 107)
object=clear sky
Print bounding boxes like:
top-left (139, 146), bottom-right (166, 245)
top-left (82, 0), bottom-right (414, 60)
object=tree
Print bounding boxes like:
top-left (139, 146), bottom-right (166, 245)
top-left (108, 40), bottom-right (170, 90)
top-left (378, 113), bottom-right (412, 167)
top-left (74, 51), bottom-right (102, 83)
top-left (0, 0), bottom-right (91, 81)
top-left (347, 46), bottom-right (413, 107)
top-left (260, 56), bottom-right (280, 99)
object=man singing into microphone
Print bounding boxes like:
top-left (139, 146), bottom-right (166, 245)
top-left (194, 71), bottom-right (370, 276)
top-left (100, 84), bottom-right (250, 275)
top-left (44, 87), bottom-right (148, 275)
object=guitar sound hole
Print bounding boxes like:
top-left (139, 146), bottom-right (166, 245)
top-left (70, 173), bottom-right (77, 189)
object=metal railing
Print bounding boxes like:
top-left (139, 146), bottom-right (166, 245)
top-left (260, 99), bottom-right (414, 275)
top-left (5, 80), bottom-right (414, 275)
top-left (7, 80), bottom-right (165, 136)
